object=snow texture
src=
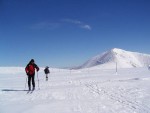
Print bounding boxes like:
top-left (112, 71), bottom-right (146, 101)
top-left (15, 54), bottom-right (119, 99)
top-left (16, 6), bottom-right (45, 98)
top-left (0, 67), bottom-right (150, 113)
top-left (0, 48), bottom-right (150, 113)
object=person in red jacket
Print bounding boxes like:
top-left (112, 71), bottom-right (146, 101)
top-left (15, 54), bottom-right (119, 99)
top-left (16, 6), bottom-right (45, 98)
top-left (25, 59), bottom-right (39, 91)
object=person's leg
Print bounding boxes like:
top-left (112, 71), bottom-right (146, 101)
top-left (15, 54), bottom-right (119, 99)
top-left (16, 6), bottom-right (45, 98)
top-left (31, 75), bottom-right (35, 90)
top-left (28, 76), bottom-right (31, 90)
top-left (46, 74), bottom-right (48, 81)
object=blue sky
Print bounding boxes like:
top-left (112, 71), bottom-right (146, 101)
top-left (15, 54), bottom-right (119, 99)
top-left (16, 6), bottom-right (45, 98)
top-left (0, 0), bottom-right (150, 67)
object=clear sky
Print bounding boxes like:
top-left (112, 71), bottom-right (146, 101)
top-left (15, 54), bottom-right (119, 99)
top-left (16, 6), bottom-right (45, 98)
top-left (0, 0), bottom-right (150, 67)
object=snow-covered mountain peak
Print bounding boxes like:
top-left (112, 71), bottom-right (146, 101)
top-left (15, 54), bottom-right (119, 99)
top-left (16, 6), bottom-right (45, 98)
top-left (76, 48), bottom-right (150, 69)
top-left (111, 48), bottom-right (125, 54)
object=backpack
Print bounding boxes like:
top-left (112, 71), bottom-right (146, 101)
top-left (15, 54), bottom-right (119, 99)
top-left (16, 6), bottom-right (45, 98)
top-left (44, 68), bottom-right (50, 74)
top-left (26, 64), bottom-right (35, 75)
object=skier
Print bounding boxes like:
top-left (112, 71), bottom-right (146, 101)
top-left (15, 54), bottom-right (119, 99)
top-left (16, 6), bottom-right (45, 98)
top-left (25, 59), bottom-right (39, 91)
top-left (44, 66), bottom-right (50, 81)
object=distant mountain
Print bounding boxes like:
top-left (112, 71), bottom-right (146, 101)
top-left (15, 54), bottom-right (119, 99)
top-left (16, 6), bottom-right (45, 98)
top-left (75, 48), bottom-right (150, 69)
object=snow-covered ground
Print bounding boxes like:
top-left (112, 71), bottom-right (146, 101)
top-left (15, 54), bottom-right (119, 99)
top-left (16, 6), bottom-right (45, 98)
top-left (0, 67), bottom-right (150, 113)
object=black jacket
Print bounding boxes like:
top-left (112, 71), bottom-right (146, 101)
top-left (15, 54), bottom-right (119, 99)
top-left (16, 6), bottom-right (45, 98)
top-left (44, 68), bottom-right (50, 74)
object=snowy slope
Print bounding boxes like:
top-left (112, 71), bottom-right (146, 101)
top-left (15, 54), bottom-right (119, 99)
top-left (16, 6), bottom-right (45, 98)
top-left (76, 48), bottom-right (150, 69)
top-left (0, 67), bottom-right (150, 113)
top-left (0, 67), bottom-right (25, 74)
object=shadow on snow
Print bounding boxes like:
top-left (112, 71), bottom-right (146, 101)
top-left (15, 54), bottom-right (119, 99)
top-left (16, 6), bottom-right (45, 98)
top-left (1, 89), bottom-right (28, 92)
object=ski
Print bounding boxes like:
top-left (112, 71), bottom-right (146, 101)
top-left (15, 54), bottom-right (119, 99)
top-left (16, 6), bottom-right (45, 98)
top-left (30, 89), bottom-right (35, 94)
top-left (26, 89), bottom-right (34, 94)
top-left (26, 90), bottom-right (31, 94)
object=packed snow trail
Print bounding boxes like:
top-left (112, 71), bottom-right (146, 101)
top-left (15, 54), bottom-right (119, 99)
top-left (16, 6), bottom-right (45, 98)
top-left (0, 68), bottom-right (150, 113)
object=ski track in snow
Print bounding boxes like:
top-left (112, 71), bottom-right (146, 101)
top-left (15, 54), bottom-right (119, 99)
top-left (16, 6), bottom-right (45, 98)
top-left (85, 82), bottom-right (150, 113)
top-left (0, 68), bottom-right (150, 113)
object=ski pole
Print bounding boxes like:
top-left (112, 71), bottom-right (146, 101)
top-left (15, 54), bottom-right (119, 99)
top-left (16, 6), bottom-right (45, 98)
top-left (37, 72), bottom-right (40, 89)
top-left (25, 76), bottom-right (27, 90)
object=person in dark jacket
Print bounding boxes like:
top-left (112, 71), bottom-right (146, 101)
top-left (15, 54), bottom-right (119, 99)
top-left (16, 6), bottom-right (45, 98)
top-left (25, 59), bottom-right (39, 91)
top-left (44, 66), bottom-right (50, 81)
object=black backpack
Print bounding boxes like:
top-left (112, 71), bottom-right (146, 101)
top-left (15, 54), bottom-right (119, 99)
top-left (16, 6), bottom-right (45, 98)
top-left (44, 68), bottom-right (50, 74)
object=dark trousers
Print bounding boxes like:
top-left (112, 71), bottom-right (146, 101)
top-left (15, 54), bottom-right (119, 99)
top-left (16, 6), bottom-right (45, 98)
top-left (28, 74), bottom-right (35, 89)
top-left (46, 74), bottom-right (48, 81)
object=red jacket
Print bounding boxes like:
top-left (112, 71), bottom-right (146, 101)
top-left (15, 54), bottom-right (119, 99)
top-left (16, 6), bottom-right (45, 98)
top-left (25, 63), bottom-right (39, 75)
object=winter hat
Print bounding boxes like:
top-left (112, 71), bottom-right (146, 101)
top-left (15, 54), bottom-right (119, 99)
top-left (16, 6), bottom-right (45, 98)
top-left (46, 66), bottom-right (49, 68)
top-left (31, 59), bottom-right (34, 63)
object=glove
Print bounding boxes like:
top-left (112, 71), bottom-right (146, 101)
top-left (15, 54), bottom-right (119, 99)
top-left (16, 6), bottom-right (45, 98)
top-left (26, 72), bottom-right (29, 76)
top-left (37, 68), bottom-right (39, 72)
